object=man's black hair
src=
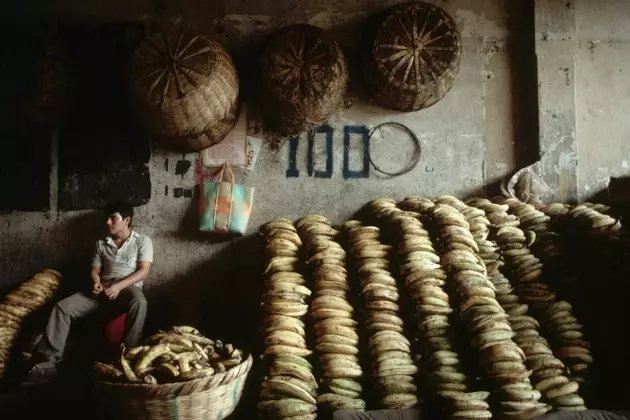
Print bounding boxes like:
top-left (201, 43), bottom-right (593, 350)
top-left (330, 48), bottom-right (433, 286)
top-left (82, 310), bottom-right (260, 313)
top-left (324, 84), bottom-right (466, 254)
top-left (104, 201), bottom-right (134, 225)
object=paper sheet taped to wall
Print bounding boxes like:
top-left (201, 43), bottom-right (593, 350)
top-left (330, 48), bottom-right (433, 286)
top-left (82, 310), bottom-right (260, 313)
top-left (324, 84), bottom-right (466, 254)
top-left (245, 136), bottom-right (262, 171)
top-left (202, 105), bottom-right (247, 167)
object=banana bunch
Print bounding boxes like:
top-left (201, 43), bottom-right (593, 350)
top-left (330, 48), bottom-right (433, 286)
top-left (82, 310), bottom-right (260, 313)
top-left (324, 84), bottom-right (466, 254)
top-left (386, 199), bottom-right (492, 418)
top-left (497, 198), bottom-right (570, 262)
top-left (540, 203), bottom-right (571, 218)
top-left (259, 218), bottom-right (318, 419)
top-left (565, 205), bottom-right (620, 234)
top-left (471, 199), bottom-right (591, 405)
top-left (490, 198), bottom-right (561, 271)
top-left (430, 203), bottom-right (549, 418)
top-left (496, 198), bottom-right (551, 235)
top-left (343, 220), bottom-right (418, 410)
top-left (0, 268), bottom-right (62, 380)
top-left (535, 202), bottom-right (574, 275)
top-left (296, 215), bottom-right (366, 413)
top-left (363, 198), bottom-right (400, 223)
top-left (435, 196), bottom-right (492, 240)
top-left (435, 196), bottom-right (500, 273)
top-left (94, 326), bottom-right (242, 384)
top-left (581, 202), bottom-right (612, 215)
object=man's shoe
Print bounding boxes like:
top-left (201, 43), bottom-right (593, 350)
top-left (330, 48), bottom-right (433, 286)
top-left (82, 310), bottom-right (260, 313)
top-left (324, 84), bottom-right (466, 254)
top-left (22, 361), bottom-right (59, 386)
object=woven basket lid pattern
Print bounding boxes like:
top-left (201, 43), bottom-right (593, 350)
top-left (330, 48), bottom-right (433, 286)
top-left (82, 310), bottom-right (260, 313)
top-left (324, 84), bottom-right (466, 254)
top-left (365, 1), bottom-right (461, 112)
top-left (260, 24), bottom-right (348, 139)
top-left (130, 25), bottom-right (239, 151)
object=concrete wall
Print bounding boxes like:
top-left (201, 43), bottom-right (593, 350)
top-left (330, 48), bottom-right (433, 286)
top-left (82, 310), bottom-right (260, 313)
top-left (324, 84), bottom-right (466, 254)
top-left (535, 0), bottom-right (579, 203)
top-left (535, 0), bottom-right (630, 202)
top-left (574, 0), bottom-right (630, 201)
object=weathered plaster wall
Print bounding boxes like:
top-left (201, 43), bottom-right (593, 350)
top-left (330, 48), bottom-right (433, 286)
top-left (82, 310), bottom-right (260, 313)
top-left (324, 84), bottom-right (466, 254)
top-left (535, 0), bottom-right (630, 202)
top-left (0, 0), bottom-right (535, 333)
top-left (575, 0), bottom-right (630, 201)
top-left (535, 0), bottom-right (578, 203)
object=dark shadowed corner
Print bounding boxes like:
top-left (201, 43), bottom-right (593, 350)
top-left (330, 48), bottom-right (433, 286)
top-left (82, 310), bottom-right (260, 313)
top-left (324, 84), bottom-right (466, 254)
top-left (506, 0), bottom-right (540, 171)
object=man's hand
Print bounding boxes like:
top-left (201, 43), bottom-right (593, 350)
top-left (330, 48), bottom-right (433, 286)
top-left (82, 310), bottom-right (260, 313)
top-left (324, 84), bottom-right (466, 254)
top-left (92, 281), bottom-right (103, 297)
top-left (104, 283), bottom-right (122, 300)
top-left (90, 266), bottom-right (103, 297)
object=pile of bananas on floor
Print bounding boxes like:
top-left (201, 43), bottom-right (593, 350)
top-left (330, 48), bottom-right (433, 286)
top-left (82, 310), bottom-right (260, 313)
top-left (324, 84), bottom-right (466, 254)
top-left (94, 326), bottom-right (245, 384)
top-left (258, 196), bottom-right (621, 419)
top-left (0, 269), bottom-right (62, 381)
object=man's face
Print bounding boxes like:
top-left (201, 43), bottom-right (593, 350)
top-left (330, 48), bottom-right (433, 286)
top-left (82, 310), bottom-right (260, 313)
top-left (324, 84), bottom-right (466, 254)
top-left (106, 212), bottom-right (130, 235)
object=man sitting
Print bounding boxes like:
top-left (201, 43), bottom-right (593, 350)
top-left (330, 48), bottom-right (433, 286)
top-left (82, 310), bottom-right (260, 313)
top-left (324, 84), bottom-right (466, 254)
top-left (27, 201), bottom-right (152, 382)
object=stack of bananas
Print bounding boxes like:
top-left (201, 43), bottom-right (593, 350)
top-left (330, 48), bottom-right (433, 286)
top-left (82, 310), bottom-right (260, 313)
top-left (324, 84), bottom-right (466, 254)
top-left (0, 268), bottom-right (62, 380)
top-left (472, 199), bottom-right (589, 412)
top-left (495, 205), bottom-right (593, 385)
top-left (296, 215), bottom-right (365, 412)
top-left (549, 203), bottom-right (625, 405)
top-left (380, 198), bottom-right (490, 418)
top-left (506, 200), bottom-right (565, 266)
top-left (259, 219), bottom-right (318, 419)
top-left (254, 196), bottom-right (617, 417)
top-left (429, 203), bottom-right (548, 418)
top-left (462, 198), bottom-right (585, 412)
top-left (343, 220), bottom-right (418, 409)
top-left (493, 274), bottom-right (585, 411)
top-left (560, 203), bottom-right (621, 362)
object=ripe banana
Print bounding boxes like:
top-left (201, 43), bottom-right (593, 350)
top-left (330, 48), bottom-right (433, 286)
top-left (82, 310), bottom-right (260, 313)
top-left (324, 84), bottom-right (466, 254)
top-left (326, 378), bottom-right (362, 393)
top-left (296, 215), bottom-right (330, 230)
top-left (260, 398), bottom-right (316, 417)
top-left (311, 308), bottom-right (354, 319)
top-left (317, 393), bottom-right (366, 410)
top-left (262, 377), bottom-right (317, 404)
top-left (310, 296), bottom-right (353, 312)
top-left (381, 393), bottom-right (418, 408)
top-left (315, 334), bottom-right (358, 347)
top-left (316, 343), bottom-right (359, 355)
top-left (315, 317), bottom-right (358, 328)
top-left (314, 324), bottom-right (359, 340)
top-left (264, 345), bottom-right (312, 357)
top-left (266, 300), bottom-right (309, 317)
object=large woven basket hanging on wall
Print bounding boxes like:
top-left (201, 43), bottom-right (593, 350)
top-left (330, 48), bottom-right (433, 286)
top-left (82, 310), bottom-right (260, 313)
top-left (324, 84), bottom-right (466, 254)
top-left (259, 24), bottom-right (348, 141)
top-left (130, 25), bottom-right (239, 152)
top-left (363, 1), bottom-right (461, 112)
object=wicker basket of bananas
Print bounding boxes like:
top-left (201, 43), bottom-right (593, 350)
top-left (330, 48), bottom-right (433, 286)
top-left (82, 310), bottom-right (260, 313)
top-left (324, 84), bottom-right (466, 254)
top-left (94, 326), bottom-right (252, 420)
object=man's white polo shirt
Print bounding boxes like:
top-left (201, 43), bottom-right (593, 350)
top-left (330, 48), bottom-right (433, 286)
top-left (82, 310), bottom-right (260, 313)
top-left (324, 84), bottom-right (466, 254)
top-left (91, 231), bottom-right (153, 288)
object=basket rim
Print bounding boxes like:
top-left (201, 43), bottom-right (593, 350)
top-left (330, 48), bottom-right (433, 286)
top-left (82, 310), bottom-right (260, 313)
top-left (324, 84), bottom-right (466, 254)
top-left (96, 353), bottom-right (253, 396)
